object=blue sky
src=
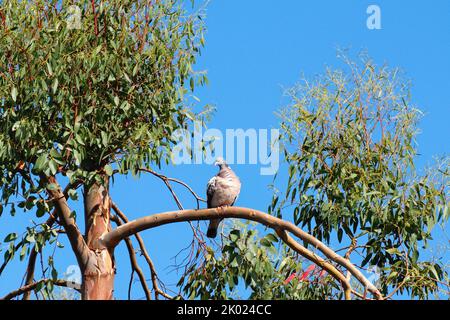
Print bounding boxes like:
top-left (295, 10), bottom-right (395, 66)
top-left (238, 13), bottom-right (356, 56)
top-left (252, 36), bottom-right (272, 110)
top-left (1, 0), bottom-right (449, 299)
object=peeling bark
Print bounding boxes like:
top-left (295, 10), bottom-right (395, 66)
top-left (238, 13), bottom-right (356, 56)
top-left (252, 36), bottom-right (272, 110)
top-left (82, 177), bottom-right (115, 300)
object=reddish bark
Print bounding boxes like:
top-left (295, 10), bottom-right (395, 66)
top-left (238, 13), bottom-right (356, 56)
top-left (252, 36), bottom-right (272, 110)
top-left (82, 177), bottom-right (115, 300)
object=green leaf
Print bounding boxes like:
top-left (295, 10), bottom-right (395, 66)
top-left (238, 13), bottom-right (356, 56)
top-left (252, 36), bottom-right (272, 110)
top-left (11, 87), bottom-right (18, 102)
top-left (265, 233), bottom-right (279, 243)
top-left (52, 78), bottom-right (58, 94)
top-left (337, 228), bottom-right (343, 242)
top-left (361, 253), bottom-right (372, 267)
top-left (20, 244), bottom-right (28, 261)
top-left (46, 62), bottom-right (53, 75)
top-left (46, 183), bottom-right (58, 191)
top-left (25, 233), bottom-right (35, 243)
top-left (93, 44), bottom-right (102, 55)
top-left (386, 247), bottom-right (401, 255)
top-left (101, 131), bottom-right (108, 146)
top-left (260, 238), bottom-right (272, 247)
top-left (35, 280), bottom-right (45, 292)
top-left (132, 63), bottom-right (139, 76)
top-left (68, 189), bottom-right (78, 200)
top-left (49, 159), bottom-right (58, 175)
top-left (34, 153), bottom-right (48, 172)
top-left (4, 233), bottom-right (17, 242)
top-left (429, 265), bottom-right (440, 281)
top-left (387, 271), bottom-right (398, 281)
top-left (36, 206), bottom-right (46, 218)
top-left (104, 164), bottom-right (113, 176)
top-left (51, 268), bottom-right (58, 280)
top-left (74, 134), bottom-right (85, 146)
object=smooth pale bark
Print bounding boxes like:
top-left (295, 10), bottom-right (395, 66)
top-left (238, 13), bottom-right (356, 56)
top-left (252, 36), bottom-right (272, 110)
top-left (100, 206), bottom-right (382, 299)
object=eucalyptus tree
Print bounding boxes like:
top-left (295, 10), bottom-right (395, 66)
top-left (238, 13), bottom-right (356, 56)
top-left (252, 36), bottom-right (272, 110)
top-left (0, 0), bottom-right (448, 301)
top-left (0, 0), bottom-right (207, 299)
top-left (179, 55), bottom-right (449, 300)
top-left (269, 54), bottom-right (449, 299)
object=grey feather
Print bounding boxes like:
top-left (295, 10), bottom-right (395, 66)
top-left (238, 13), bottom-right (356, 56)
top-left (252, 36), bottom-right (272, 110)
top-left (206, 158), bottom-right (241, 238)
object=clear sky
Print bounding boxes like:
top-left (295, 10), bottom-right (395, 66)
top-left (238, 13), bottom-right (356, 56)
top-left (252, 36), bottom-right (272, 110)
top-left (1, 0), bottom-right (449, 299)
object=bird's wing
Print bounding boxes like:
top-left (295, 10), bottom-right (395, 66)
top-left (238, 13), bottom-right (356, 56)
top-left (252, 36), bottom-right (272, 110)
top-left (206, 176), bottom-right (217, 208)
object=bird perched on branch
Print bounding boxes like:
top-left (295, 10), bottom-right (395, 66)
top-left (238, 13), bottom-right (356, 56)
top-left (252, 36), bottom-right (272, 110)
top-left (206, 157), bottom-right (241, 238)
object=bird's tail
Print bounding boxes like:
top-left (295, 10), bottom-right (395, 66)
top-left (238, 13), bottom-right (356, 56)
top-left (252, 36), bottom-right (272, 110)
top-left (207, 219), bottom-right (221, 238)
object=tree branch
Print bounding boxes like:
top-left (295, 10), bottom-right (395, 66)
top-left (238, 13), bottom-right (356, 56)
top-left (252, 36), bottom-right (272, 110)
top-left (23, 181), bottom-right (80, 299)
top-left (111, 202), bottom-right (172, 300)
top-left (276, 229), bottom-right (352, 300)
top-left (1, 279), bottom-right (81, 300)
top-left (22, 214), bottom-right (57, 300)
top-left (100, 206), bottom-right (383, 299)
top-left (138, 168), bottom-right (208, 254)
top-left (123, 235), bottom-right (152, 300)
top-left (138, 168), bottom-right (206, 205)
top-left (110, 212), bottom-right (151, 300)
top-left (43, 176), bottom-right (90, 270)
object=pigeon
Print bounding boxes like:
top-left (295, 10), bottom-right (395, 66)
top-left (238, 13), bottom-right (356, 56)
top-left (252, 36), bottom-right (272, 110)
top-left (206, 157), bottom-right (241, 238)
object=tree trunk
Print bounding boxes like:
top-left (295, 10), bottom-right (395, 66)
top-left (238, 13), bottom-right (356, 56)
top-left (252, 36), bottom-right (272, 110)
top-left (81, 176), bottom-right (115, 300)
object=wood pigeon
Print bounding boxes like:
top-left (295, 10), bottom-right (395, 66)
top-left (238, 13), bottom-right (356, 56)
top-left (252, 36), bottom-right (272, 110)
top-left (206, 157), bottom-right (241, 238)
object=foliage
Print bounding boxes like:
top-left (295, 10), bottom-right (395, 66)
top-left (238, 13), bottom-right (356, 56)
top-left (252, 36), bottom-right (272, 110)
top-left (270, 53), bottom-right (449, 299)
top-left (0, 1), bottom-right (448, 300)
top-left (180, 222), bottom-right (340, 300)
top-left (0, 0), bottom-right (206, 204)
top-left (0, 0), bottom-right (206, 290)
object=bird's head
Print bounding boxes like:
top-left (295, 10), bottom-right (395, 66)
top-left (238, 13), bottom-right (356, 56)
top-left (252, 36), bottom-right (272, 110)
top-left (214, 157), bottom-right (227, 168)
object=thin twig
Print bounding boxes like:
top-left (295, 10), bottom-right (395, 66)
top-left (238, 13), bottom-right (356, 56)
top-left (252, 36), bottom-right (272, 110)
top-left (111, 202), bottom-right (172, 300)
top-left (137, 167), bottom-right (208, 259)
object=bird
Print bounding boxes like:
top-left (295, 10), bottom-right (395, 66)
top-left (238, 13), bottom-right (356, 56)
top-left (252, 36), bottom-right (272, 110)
top-left (206, 157), bottom-right (241, 238)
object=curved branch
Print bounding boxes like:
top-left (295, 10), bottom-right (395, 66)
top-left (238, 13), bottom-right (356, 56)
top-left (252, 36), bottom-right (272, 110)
top-left (1, 279), bottom-right (81, 300)
top-left (276, 229), bottom-right (352, 300)
top-left (100, 206), bottom-right (383, 299)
